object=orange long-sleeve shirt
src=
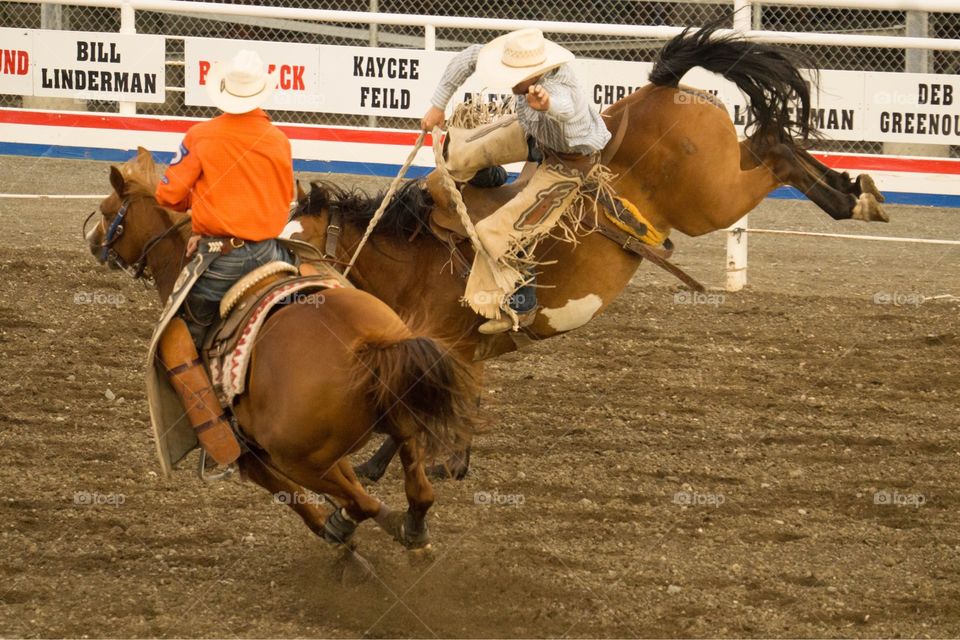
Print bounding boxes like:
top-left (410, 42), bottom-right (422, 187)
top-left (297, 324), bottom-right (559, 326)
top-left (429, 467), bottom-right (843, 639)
top-left (156, 109), bottom-right (293, 241)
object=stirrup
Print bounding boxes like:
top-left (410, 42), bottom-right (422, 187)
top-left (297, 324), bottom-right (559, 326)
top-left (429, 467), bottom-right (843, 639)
top-left (198, 449), bottom-right (237, 483)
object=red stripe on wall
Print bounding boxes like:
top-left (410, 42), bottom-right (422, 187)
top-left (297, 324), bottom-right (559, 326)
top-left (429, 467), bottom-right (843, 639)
top-left (0, 108), bottom-right (425, 146)
top-left (813, 153), bottom-right (960, 176)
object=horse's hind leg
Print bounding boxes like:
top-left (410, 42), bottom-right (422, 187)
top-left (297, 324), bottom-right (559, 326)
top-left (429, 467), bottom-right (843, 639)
top-left (425, 369), bottom-right (482, 481)
top-left (741, 140), bottom-right (888, 222)
top-left (425, 444), bottom-right (471, 481)
top-left (329, 457), bottom-right (430, 549)
top-left (793, 148), bottom-right (886, 203)
top-left (354, 436), bottom-right (400, 482)
top-left (393, 437), bottom-right (435, 549)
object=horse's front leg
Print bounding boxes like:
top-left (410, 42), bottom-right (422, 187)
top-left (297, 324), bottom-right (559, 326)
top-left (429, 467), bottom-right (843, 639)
top-left (238, 451), bottom-right (331, 537)
top-left (269, 454), bottom-right (387, 549)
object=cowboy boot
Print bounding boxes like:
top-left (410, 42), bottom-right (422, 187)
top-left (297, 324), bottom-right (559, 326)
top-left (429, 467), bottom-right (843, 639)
top-left (445, 115), bottom-right (529, 182)
top-left (158, 317), bottom-right (241, 465)
top-left (477, 269), bottom-right (538, 334)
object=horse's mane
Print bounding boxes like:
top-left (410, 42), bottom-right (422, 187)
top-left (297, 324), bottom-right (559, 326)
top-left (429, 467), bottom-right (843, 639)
top-left (125, 177), bottom-right (156, 200)
top-left (292, 179), bottom-right (435, 239)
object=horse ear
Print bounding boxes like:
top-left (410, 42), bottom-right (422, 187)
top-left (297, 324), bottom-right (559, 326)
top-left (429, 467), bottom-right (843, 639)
top-left (135, 146), bottom-right (157, 171)
top-left (296, 180), bottom-right (306, 201)
top-left (109, 166), bottom-right (126, 197)
top-left (132, 146), bottom-right (159, 190)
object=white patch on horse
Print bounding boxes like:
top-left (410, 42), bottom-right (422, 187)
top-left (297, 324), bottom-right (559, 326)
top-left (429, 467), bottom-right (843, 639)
top-left (280, 220), bottom-right (303, 239)
top-left (84, 222), bottom-right (100, 245)
top-left (541, 294), bottom-right (603, 332)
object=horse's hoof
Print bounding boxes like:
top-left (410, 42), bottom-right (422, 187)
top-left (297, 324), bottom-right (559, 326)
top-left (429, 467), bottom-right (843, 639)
top-left (338, 546), bottom-right (376, 586)
top-left (426, 462), bottom-right (468, 481)
top-left (374, 508), bottom-right (407, 542)
top-left (852, 193), bottom-right (889, 223)
top-left (400, 512), bottom-right (430, 549)
top-left (858, 174), bottom-right (886, 203)
top-left (407, 544), bottom-right (435, 564)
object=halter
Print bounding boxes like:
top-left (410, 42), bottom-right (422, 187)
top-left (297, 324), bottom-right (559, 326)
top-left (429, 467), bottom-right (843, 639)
top-left (100, 200), bottom-right (130, 263)
top-left (85, 196), bottom-right (192, 283)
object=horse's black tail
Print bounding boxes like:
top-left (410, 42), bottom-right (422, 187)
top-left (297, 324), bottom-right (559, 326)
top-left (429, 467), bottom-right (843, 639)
top-left (648, 18), bottom-right (817, 144)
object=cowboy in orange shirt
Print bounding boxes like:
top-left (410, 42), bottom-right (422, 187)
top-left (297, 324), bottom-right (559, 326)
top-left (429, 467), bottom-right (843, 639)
top-left (155, 50), bottom-right (295, 467)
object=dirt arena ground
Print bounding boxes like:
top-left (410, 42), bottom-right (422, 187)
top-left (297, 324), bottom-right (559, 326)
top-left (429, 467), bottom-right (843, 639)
top-left (1, 155), bottom-right (958, 638)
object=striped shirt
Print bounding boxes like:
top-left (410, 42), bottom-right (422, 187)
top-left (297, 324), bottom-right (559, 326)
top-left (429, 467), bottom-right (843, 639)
top-left (431, 44), bottom-right (611, 155)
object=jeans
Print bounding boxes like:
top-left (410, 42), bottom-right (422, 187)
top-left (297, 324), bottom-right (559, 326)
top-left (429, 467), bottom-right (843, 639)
top-left (180, 238), bottom-right (294, 347)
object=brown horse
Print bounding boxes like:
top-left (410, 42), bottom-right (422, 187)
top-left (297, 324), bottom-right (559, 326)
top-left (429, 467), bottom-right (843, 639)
top-left (85, 149), bottom-right (477, 556)
top-left (289, 23), bottom-right (888, 480)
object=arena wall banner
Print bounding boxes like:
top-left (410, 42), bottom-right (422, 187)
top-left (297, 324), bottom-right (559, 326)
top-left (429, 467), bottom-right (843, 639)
top-left (864, 72), bottom-right (960, 143)
top-left (315, 45), bottom-right (456, 117)
top-left (3, 38), bottom-right (960, 206)
top-left (29, 30), bottom-right (165, 102)
top-left (0, 28), bottom-right (32, 96)
top-left (184, 38), bottom-right (321, 112)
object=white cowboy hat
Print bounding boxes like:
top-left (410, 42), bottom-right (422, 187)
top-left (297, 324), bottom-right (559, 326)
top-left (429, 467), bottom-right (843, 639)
top-left (475, 28), bottom-right (575, 89)
top-left (205, 50), bottom-right (279, 114)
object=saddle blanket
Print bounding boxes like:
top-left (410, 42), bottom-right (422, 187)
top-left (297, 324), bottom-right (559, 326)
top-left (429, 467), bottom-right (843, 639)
top-left (207, 277), bottom-right (344, 408)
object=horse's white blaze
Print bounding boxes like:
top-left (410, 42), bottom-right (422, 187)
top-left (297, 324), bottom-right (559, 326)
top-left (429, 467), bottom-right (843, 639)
top-left (280, 220), bottom-right (304, 239)
top-left (541, 294), bottom-right (603, 332)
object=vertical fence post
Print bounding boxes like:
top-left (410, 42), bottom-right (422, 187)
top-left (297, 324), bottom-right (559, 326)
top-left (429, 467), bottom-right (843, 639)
top-left (424, 24), bottom-right (436, 51)
top-left (725, 0), bottom-right (753, 292)
top-left (367, 0), bottom-right (379, 128)
top-left (118, 1), bottom-right (136, 115)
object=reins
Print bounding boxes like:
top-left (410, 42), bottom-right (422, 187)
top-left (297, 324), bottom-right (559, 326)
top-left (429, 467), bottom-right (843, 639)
top-left (135, 215), bottom-right (192, 278)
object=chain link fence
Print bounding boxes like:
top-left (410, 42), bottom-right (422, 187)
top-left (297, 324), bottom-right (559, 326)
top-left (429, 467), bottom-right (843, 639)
top-left (1, 0), bottom-right (957, 155)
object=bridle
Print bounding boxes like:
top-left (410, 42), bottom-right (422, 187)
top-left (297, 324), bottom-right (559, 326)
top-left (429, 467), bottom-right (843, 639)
top-left (84, 195), bottom-right (192, 283)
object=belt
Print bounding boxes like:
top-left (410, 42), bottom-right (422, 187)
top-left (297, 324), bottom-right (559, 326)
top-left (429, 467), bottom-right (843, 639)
top-left (199, 237), bottom-right (246, 256)
top-left (549, 150), bottom-right (599, 162)
top-left (543, 149), bottom-right (600, 173)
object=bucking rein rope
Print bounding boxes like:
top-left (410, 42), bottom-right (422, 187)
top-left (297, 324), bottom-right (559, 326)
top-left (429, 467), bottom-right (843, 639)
top-left (343, 126), bottom-right (519, 326)
top-left (342, 130), bottom-right (428, 279)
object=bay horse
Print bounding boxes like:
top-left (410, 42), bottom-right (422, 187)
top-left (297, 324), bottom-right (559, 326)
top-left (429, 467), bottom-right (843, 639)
top-left (290, 23), bottom-right (888, 480)
top-left (85, 148), bottom-right (477, 556)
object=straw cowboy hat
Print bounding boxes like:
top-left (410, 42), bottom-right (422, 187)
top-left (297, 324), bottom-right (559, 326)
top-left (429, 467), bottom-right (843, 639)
top-left (476, 28), bottom-right (575, 89)
top-left (205, 50), bottom-right (279, 114)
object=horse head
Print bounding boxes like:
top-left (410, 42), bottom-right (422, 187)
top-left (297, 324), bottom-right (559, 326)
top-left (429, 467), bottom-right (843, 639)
top-left (86, 147), bottom-right (184, 279)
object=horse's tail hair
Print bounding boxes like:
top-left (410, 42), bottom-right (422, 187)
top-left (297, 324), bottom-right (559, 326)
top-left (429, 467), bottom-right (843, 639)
top-left (354, 335), bottom-right (478, 461)
top-left (648, 17), bottom-right (817, 144)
